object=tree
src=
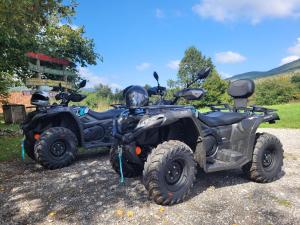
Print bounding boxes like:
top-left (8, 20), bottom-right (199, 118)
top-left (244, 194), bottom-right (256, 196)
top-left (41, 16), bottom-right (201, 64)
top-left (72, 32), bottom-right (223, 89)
top-left (0, 0), bottom-right (100, 98)
top-left (255, 79), bottom-right (295, 105)
top-left (169, 46), bottom-right (229, 107)
top-left (0, 72), bottom-right (13, 103)
top-left (291, 73), bottom-right (300, 90)
top-left (95, 84), bottom-right (113, 98)
top-left (37, 24), bottom-right (100, 68)
top-left (0, 0), bottom-right (76, 73)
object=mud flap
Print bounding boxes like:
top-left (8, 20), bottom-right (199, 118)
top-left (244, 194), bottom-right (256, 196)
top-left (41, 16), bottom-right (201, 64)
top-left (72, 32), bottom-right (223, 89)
top-left (194, 137), bottom-right (207, 171)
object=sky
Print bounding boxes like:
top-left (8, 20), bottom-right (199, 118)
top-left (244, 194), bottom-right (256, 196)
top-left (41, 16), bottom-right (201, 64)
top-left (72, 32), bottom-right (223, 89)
top-left (70, 0), bottom-right (300, 89)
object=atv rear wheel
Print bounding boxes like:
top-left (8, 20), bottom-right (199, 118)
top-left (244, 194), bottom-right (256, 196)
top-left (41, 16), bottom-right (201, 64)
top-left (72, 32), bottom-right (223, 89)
top-left (243, 133), bottom-right (283, 183)
top-left (110, 146), bottom-right (142, 178)
top-left (34, 127), bottom-right (78, 169)
top-left (143, 140), bottom-right (196, 205)
top-left (24, 139), bottom-right (36, 161)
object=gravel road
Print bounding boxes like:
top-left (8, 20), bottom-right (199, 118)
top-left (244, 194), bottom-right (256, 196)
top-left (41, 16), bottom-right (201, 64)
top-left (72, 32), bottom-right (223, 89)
top-left (0, 128), bottom-right (299, 225)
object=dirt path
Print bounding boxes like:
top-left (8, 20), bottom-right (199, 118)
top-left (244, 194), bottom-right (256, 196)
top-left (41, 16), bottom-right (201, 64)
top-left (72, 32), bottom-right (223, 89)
top-left (0, 129), bottom-right (300, 225)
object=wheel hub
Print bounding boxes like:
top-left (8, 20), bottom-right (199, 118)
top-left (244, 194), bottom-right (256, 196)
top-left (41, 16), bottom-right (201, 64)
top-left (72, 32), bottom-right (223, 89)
top-left (50, 141), bottom-right (66, 157)
top-left (263, 150), bottom-right (273, 168)
top-left (165, 161), bottom-right (183, 185)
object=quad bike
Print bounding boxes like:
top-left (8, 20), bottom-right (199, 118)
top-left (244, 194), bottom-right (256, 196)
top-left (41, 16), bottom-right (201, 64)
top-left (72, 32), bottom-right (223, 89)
top-left (110, 67), bottom-right (283, 205)
top-left (21, 80), bottom-right (126, 169)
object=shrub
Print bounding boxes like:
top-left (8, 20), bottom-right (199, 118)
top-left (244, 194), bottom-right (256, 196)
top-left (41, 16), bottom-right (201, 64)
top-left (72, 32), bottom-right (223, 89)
top-left (255, 79), bottom-right (295, 105)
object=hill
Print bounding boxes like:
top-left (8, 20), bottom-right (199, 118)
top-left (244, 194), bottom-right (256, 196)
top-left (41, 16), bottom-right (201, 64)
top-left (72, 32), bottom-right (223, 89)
top-left (229, 59), bottom-right (300, 80)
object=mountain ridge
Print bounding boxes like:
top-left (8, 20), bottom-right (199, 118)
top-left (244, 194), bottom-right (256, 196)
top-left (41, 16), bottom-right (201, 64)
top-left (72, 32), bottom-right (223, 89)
top-left (229, 58), bottom-right (300, 80)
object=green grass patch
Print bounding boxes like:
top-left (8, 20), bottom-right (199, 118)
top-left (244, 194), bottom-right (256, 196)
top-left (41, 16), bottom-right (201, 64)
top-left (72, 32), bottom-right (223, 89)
top-left (0, 114), bottom-right (20, 131)
top-left (0, 136), bottom-right (23, 161)
top-left (259, 102), bottom-right (300, 128)
top-left (271, 195), bottom-right (292, 207)
top-left (0, 114), bottom-right (23, 161)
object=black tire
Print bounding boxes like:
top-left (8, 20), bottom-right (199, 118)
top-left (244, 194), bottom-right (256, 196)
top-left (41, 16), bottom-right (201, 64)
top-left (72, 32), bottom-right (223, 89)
top-left (243, 133), bottom-right (283, 183)
top-left (110, 146), bottom-right (142, 178)
top-left (143, 140), bottom-right (196, 205)
top-left (24, 139), bottom-right (36, 161)
top-left (34, 127), bottom-right (78, 169)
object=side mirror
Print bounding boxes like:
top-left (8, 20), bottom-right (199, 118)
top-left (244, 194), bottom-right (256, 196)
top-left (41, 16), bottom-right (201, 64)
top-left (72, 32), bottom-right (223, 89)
top-left (79, 80), bottom-right (86, 88)
top-left (197, 67), bottom-right (211, 79)
top-left (153, 71), bottom-right (159, 82)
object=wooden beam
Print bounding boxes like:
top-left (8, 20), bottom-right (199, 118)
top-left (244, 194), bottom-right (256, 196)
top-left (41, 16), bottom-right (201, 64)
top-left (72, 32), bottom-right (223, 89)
top-left (26, 78), bottom-right (74, 89)
top-left (28, 62), bottom-right (76, 77)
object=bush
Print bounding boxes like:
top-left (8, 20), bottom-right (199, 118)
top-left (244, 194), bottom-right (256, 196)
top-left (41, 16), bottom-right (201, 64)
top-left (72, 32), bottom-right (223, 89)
top-left (255, 79), bottom-right (295, 105)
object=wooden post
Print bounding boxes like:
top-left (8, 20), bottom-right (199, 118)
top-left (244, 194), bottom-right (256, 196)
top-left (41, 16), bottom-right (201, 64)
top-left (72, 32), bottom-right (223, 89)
top-left (36, 59), bottom-right (42, 90)
top-left (63, 65), bottom-right (68, 82)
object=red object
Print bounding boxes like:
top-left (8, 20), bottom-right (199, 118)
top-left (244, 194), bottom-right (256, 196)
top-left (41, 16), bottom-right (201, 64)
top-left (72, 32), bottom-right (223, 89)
top-left (34, 133), bottom-right (41, 140)
top-left (26, 52), bottom-right (70, 66)
top-left (135, 146), bottom-right (142, 155)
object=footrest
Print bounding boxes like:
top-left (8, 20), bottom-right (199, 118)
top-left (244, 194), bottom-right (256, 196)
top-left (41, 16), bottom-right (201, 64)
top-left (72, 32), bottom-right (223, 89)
top-left (216, 149), bottom-right (243, 162)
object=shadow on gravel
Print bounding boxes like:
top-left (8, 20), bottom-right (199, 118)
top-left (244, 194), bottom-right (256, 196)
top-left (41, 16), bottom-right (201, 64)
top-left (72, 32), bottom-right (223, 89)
top-left (0, 151), bottom-right (148, 224)
top-left (76, 148), bottom-right (109, 161)
top-left (188, 169), bottom-right (251, 200)
top-left (0, 153), bottom-right (286, 224)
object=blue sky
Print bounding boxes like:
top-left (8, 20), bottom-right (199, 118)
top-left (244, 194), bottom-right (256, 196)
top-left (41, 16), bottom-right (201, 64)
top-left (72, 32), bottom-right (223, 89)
top-left (71, 0), bottom-right (300, 88)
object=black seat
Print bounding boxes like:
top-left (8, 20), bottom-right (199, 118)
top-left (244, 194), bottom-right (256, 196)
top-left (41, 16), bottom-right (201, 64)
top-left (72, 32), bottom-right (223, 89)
top-left (228, 79), bottom-right (255, 109)
top-left (88, 109), bottom-right (124, 120)
top-left (198, 111), bottom-right (247, 127)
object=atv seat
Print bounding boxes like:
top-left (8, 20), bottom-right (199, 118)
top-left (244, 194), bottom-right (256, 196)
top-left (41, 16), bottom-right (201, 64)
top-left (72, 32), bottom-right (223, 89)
top-left (198, 111), bottom-right (247, 127)
top-left (228, 79), bottom-right (255, 110)
top-left (88, 109), bottom-right (124, 120)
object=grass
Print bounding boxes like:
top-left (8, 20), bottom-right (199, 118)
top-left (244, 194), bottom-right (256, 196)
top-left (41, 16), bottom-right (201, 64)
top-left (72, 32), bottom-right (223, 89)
top-left (271, 195), bottom-right (292, 207)
top-left (0, 136), bottom-right (23, 161)
top-left (0, 114), bottom-right (23, 161)
top-left (259, 102), bottom-right (300, 128)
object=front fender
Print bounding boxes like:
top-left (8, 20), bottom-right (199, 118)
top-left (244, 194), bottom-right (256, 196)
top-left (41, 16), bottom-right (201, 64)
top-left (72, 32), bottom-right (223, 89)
top-left (22, 107), bottom-right (84, 145)
top-left (120, 110), bottom-right (201, 143)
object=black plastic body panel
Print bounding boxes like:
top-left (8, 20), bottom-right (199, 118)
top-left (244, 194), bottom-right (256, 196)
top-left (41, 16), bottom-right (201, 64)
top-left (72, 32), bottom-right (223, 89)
top-left (22, 105), bottom-right (125, 149)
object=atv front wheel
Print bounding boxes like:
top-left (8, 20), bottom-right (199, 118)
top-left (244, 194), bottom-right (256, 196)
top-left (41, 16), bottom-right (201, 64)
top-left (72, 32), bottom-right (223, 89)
top-left (110, 146), bottom-right (142, 178)
top-left (34, 127), bottom-right (78, 169)
top-left (24, 139), bottom-right (36, 161)
top-left (243, 133), bottom-right (283, 183)
top-left (143, 140), bottom-right (196, 205)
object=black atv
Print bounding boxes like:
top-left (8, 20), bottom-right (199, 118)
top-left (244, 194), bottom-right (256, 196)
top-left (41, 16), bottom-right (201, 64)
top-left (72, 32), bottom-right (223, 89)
top-left (21, 80), bottom-right (126, 169)
top-left (111, 67), bottom-right (283, 205)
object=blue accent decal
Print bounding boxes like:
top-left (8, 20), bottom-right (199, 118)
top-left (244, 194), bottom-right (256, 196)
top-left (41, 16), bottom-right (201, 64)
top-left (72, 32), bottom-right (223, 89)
top-left (74, 106), bottom-right (89, 117)
top-left (21, 139), bottom-right (25, 161)
top-left (118, 146), bottom-right (125, 184)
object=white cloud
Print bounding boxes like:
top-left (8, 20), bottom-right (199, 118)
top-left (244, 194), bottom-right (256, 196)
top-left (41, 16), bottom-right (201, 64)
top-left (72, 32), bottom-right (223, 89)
top-left (215, 51), bottom-right (246, 64)
top-left (155, 8), bottom-right (165, 18)
top-left (136, 62), bottom-right (151, 71)
top-left (167, 60), bottom-right (180, 70)
top-left (280, 55), bottom-right (300, 65)
top-left (192, 0), bottom-right (300, 24)
top-left (279, 37), bottom-right (300, 65)
top-left (288, 37), bottom-right (300, 55)
top-left (79, 67), bottom-right (121, 89)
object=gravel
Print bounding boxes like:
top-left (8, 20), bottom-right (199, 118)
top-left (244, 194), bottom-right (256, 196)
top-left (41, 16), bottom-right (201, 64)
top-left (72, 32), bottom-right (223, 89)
top-left (0, 128), bottom-right (300, 225)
